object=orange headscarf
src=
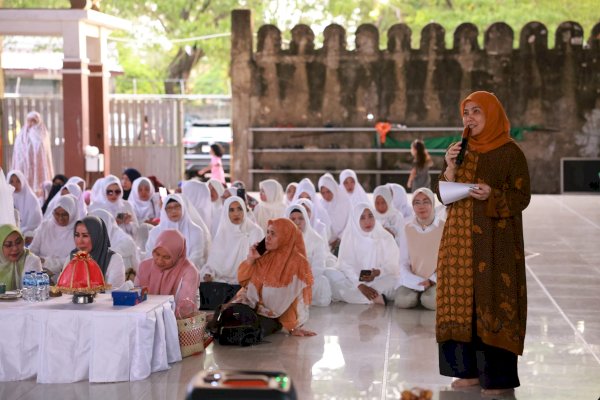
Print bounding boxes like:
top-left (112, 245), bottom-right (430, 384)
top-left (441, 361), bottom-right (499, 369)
top-left (460, 91), bottom-right (513, 154)
top-left (251, 218), bottom-right (314, 305)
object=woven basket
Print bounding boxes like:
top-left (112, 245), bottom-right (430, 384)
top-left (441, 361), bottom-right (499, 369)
top-left (177, 312), bottom-right (206, 358)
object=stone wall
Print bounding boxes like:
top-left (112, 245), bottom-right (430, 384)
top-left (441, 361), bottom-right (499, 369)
top-left (231, 9), bottom-right (600, 193)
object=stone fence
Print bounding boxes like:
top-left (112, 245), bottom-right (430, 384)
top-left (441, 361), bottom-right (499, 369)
top-left (231, 9), bottom-right (600, 193)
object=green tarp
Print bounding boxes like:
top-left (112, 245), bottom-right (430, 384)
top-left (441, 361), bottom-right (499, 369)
top-left (376, 126), bottom-right (540, 149)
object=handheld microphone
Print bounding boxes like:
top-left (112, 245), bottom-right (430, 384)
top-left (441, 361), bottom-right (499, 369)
top-left (455, 129), bottom-right (470, 166)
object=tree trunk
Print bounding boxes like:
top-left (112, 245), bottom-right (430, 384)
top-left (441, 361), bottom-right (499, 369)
top-left (164, 45), bottom-right (205, 94)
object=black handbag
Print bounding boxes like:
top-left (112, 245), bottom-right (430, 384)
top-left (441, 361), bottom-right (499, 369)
top-left (211, 303), bottom-right (263, 347)
top-left (199, 281), bottom-right (241, 310)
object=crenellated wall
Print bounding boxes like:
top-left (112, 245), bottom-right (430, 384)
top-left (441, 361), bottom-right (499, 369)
top-left (231, 9), bottom-right (600, 193)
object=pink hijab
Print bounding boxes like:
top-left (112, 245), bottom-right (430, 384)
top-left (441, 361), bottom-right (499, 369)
top-left (136, 230), bottom-right (199, 307)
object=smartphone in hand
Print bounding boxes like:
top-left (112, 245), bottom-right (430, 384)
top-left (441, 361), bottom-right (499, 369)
top-left (359, 269), bottom-right (372, 282)
top-left (255, 238), bottom-right (267, 255)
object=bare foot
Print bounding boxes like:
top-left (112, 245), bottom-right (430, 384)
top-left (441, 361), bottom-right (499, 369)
top-left (481, 388), bottom-right (515, 397)
top-left (372, 294), bottom-right (385, 305)
top-left (451, 378), bottom-right (479, 388)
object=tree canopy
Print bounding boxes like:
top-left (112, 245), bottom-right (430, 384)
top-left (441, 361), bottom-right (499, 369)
top-left (3, 0), bottom-right (599, 94)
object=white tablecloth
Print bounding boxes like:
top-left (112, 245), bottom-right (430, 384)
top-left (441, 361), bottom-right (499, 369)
top-left (0, 294), bottom-right (182, 383)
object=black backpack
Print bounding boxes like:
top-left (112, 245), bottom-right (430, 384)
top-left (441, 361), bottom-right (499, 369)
top-left (211, 303), bottom-right (263, 346)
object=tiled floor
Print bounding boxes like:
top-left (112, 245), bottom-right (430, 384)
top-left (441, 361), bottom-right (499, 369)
top-left (2, 195), bottom-right (599, 400)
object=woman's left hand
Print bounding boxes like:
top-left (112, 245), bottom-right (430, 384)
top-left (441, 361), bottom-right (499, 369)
top-left (291, 328), bottom-right (317, 337)
top-left (469, 183), bottom-right (492, 201)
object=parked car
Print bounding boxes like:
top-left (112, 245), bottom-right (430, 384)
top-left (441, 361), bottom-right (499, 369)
top-left (183, 119), bottom-right (232, 180)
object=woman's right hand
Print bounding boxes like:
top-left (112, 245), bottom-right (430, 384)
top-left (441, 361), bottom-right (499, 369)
top-left (444, 141), bottom-right (463, 170)
top-left (247, 244), bottom-right (260, 264)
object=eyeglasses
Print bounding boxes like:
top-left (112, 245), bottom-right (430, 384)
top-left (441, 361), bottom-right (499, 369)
top-left (3, 238), bottom-right (23, 249)
top-left (413, 200), bottom-right (432, 206)
top-left (53, 211), bottom-right (70, 219)
top-left (106, 189), bottom-right (122, 196)
top-left (165, 204), bottom-right (182, 212)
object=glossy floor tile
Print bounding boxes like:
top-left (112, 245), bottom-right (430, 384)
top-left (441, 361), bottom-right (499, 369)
top-left (2, 195), bottom-right (599, 400)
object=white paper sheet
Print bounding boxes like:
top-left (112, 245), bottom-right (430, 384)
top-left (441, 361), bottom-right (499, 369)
top-left (439, 181), bottom-right (479, 205)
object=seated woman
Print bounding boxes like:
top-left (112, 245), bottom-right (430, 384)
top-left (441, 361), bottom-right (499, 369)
top-left (0, 224), bottom-right (42, 291)
top-left (68, 216), bottom-right (126, 289)
top-left (394, 188), bottom-right (444, 310)
top-left (373, 185), bottom-right (407, 249)
top-left (318, 173), bottom-right (351, 250)
top-left (146, 194), bottom-right (207, 269)
top-left (291, 179), bottom-right (332, 241)
top-left (285, 205), bottom-right (333, 307)
top-left (324, 203), bottom-right (399, 305)
top-left (295, 198), bottom-right (329, 245)
top-left (43, 181), bottom-right (87, 220)
top-left (386, 183), bottom-right (414, 220)
top-left (29, 194), bottom-right (77, 282)
top-left (207, 178), bottom-right (225, 237)
top-left (88, 209), bottom-right (140, 273)
top-left (128, 177), bottom-right (161, 225)
top-left (181, 180), bottom-right (212, 230)
top-left (338, 169), bottom-right (369, 207)
top-left (285, 182), bottom-right (298, 206)
top-left (200, 196), bottom-right (263, 308)
top-left (230, 218), bottom-right (316, 337)
top-left (136, 229), bottom-right (200, 316)
top-left (253, 179), bottom-right (286, 233)
top-left (88, 175), bottom-right (138, 238)
top-left (7, 170), bottom-right (43, 241)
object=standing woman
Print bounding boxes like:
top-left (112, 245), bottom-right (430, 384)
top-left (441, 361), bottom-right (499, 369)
top-left (406, 139), bottom-right (433, 192)
top-left (69, 216), bottom-right (126, 289)
top-left (436, 91), bottom-right (530, 395)
top-left (0, 225), bottom-right (42, 291)
top-left (7, 170), bottom-right (43, 241)
top-left (11, 111), bottom-right (54, 199)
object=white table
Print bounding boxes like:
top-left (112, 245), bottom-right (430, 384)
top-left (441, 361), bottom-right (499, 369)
top-left (0, 293), bottom-right (182, 383)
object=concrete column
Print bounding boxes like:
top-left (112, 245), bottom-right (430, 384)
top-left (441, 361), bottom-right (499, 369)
top-left (62, 21), bottom-right (89, 178)
top-left (87, 33), bottom-right (110, 176)
top-left (62, 58), bottom-right (90, 178)
top-left (230, 9), bottom-right (253, 187)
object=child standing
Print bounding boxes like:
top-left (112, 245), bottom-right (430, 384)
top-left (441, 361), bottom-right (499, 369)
top-left (198, 144), bottom-right (226, 184)
top-left (407, 139), bottom-right (433, 192)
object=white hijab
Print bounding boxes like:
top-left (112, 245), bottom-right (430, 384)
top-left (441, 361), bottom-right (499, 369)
top-left (146, 193), bottom-right (207, 269)
top-left (337, 203), bottom-right (399, 280)
top-left (30, 194), bottom-right (77, 259)
top-left (181, 180), bottom-right (212, 229)
top-left (339, 169), bottom-right (369, 207)
top-left (90, 177), bottom-right (106, 204)
top-left (255, 179), bottom-right (286, 232)
top-left (88, 208), bottom-right (140, 271)
top-left (207, 179), bottom-right (225, 237)
top-left (285, 182), bottom-right (298, 206)
top-left (292, 179), bottom-right (332, 239)
top-left (43, 182), bottom-right (86, 220)
top-left (7, 170), bottom-right (43, 235)
top-left (128, 177), bottom-right (159, 221)
top-left (318, 173), bottom-right (351, 240)
top-left (295, 198), bottom-right (329, 242)
top-left (285, 203), bottom-right (335, 273)
top-left (373, 185), bottom-right (406, 249)
top-left (387, 183), bottom-right (414, 220)
top-left (203, 196), bottom-right (263, 283)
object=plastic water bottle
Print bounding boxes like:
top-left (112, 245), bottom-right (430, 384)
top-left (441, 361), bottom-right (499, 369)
top-left (22, 271), bottom-right (34, 302)
top-left (41, 272), bottom-right (50, 301)
top-left (35, 272), bottom-right (49, 301)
